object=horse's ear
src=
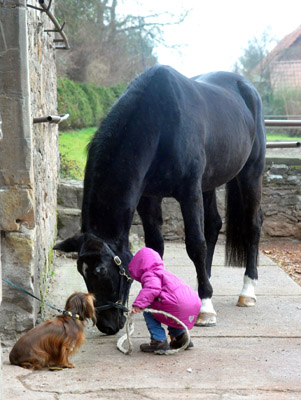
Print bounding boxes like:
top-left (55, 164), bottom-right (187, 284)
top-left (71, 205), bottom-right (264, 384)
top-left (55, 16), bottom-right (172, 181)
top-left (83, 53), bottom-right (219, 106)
top-left (53, 235), bottom-right (84, 253)
top-left (79, 235), bottom-right (103, 258)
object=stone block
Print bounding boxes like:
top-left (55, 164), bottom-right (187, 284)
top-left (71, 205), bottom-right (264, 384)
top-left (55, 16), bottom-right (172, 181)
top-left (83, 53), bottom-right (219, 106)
top-left (0, 98), bottom-right (33, 186)
top-left (57, 180), bottom-right (83, 209)
top-left (0, 230), bottom-right (36, 343)
top-left (287, 175), bottom-right (299, 182)
top-left (3, 230), bottom-right (34, 266)
top-left (263, 218), bottom-right (301, 238)
top-left (57, 207), bottom-right (81, 239)
top-left (0, 187), bottom-right (34, 231)
top-left (0, 5), bottom-right (32, 188)
top-left (291, 167), bottom-right (301, 175)
top-left (0, 1), bottom-right (26, 9)
top-left (0, 5), bottom-right (27, 50)
top-left (269, 164), bottom-right (288, 175)
top-left (266, 174), bottom-right (283, 183)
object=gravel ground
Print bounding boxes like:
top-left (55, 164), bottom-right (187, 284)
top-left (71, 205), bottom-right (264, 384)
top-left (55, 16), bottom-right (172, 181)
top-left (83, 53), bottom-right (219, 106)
top-left (260, 239), bottom-right (301, 286)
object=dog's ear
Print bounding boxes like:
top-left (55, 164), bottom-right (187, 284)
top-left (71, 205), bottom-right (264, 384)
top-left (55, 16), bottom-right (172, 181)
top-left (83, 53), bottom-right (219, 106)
top-left (54, 235), bottom-right (84, 253)
top-left (64, 292), bottom-right (96, 323)
top-left (83, 293), bottom-right (96, 325)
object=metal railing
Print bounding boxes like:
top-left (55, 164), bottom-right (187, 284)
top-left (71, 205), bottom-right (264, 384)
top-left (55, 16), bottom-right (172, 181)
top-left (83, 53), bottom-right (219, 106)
top-left (33, 114), bottom-right (69, 124)
top-left (264, 118), bottom-right (301, 149)
top-left (265, 120), bottom-right (301, 127)
top-left (266, 141), bottom-right (300, 148)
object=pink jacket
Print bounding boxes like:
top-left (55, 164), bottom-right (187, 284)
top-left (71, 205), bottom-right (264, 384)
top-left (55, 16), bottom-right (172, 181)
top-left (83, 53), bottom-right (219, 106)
top-left (129, 247), bottom-right (201, 329)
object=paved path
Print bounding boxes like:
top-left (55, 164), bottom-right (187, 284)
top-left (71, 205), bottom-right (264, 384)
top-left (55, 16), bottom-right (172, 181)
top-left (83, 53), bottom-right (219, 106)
top-left (2, 242), bottom-right (301, 399)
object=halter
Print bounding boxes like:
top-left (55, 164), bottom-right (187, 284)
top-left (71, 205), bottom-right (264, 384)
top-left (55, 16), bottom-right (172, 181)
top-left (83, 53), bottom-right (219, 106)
top-left (94, 242), bottom-right (132, 313)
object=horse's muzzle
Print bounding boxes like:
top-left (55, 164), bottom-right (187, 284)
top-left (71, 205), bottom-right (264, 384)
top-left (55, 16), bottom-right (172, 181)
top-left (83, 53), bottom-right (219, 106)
top-left (95, 309), bottom-right (126, 335)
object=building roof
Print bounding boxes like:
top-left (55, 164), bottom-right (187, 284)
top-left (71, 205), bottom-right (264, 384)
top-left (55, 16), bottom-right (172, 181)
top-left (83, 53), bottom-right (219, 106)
top-left (265, 25), bottom-right (301, 65)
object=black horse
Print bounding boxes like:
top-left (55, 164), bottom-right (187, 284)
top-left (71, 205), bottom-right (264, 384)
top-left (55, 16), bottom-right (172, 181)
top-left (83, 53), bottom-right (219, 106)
top-left (54, 65), bottom-right (266, 335)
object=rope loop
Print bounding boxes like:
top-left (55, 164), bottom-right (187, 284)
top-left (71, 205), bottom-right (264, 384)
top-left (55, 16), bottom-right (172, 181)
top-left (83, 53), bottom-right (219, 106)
top-left (117, 308), bottom-right (190, 355)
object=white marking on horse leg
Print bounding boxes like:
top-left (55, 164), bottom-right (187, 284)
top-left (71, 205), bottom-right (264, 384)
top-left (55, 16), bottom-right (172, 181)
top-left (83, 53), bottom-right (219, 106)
top-left (240, 275), bottom-right (257, 299)
top-left (194, 277), bottom-right (217, 326)
top-left (195, 277), bottom-right (216, 314)
top-left (195, 298), bottom-right (217, 326)
top-left (200, 298), bottom-right (216, 315)
top-left (237, 275), bottom-right (257, 307)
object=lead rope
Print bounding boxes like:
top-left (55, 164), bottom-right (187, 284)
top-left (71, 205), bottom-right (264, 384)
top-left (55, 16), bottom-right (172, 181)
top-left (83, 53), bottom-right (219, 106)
top-left (117, 308), bottom-right (190, 355)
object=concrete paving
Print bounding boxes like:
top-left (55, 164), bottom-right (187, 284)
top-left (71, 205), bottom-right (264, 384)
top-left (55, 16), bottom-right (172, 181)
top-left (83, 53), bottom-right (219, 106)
top-left (2, 241), bottom-right (301, 399)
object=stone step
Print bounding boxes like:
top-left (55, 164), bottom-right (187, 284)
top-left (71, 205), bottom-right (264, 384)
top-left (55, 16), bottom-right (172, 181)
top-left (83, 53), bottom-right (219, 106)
top-left (57, 179), bottom-right (83, 209)
top-left (57, 206), bottom-right (81, 239)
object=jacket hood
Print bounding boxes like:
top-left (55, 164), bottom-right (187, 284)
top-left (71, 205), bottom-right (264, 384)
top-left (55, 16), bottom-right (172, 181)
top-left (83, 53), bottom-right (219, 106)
top-left (128, 247), bottom-right (164, 281)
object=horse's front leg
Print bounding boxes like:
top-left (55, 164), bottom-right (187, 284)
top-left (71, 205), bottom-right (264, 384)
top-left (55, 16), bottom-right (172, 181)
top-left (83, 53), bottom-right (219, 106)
top-left (137, 196), bottom-right (164, 257)
top-left (179, 193), bottom-right (217, 327)
top-left (203, 190), bottom-right (222, 278)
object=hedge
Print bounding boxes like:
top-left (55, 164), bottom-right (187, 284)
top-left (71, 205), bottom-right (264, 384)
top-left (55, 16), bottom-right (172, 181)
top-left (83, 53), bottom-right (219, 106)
top-left (57, 78), bottom-right (127, 130)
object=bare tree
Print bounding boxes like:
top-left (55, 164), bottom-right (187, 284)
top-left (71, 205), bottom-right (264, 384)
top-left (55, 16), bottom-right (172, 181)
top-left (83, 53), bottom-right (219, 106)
top-left (233, 29), bottom-right (277, 113)
top-left (56, 0), bottom-right (189, 85)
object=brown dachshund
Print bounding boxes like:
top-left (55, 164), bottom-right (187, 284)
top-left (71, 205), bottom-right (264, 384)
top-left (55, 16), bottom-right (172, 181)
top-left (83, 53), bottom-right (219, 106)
top-left (9, 292), bottom-right (96, 370)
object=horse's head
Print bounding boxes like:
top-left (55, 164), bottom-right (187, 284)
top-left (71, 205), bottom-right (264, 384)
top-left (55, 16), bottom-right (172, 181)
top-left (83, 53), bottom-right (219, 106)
top-left (53, 234), bottom-right (132, 335)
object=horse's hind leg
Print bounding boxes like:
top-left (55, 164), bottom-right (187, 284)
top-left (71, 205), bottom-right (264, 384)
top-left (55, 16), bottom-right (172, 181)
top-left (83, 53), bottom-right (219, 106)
top-left (238, 175), bottom-right (263, 307)
top-left (226, 172), bottom-right (263, 307)
top-left (137, 196), bottom-right (164, 257)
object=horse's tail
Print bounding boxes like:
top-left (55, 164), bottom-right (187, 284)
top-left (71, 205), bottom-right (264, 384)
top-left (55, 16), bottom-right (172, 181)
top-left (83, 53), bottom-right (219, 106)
top-left (225, 78), bottom-right (265, 268)
top-left (225, 178), bottom-right (247, 267)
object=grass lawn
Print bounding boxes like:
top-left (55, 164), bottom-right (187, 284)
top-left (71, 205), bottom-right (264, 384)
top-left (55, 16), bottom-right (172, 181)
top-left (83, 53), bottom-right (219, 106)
top-left (59, 127), bottom-right (96, 179)
top-left (266, 133), bottom-right (301, 141)
top-left (59, 127), bottom-right (301, 180)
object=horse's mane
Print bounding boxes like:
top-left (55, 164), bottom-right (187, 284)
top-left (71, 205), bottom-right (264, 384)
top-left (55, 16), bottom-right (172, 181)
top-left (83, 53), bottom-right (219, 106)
top-left (87, 64), bottom-right (162, 157)
top-left (82, 65), bottom-right (164, 229)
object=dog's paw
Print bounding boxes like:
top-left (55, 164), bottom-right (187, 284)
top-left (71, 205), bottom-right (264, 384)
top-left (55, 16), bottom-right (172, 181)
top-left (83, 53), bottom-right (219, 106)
top-left (64, 363), bottom-right (75, 369)
top-left (48, 366), bottom-right (63, 371)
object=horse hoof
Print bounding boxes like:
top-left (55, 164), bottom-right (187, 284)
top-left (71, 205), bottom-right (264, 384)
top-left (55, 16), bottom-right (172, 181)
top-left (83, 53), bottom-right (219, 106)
top-left (195, 312), bottom-right (217, 327)
top-left (237, 296), bottom-right (256, 307)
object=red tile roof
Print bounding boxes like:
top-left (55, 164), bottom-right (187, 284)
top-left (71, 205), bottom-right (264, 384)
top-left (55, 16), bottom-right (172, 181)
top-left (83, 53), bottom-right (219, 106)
top-left (265, 25), bottom-right (301, 65)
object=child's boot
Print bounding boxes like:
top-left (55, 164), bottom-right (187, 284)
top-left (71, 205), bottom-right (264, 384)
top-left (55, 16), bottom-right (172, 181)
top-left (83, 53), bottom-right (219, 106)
top-left (170, 332), bottom-right (194, 349)
top-left (140, 338), bottom-right (170, 352)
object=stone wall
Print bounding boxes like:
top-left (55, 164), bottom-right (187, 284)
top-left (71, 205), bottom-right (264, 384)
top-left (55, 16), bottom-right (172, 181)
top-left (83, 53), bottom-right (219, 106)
top-left (0, 1), bottom-right (59, 345)
top-left (27, 1), bottom-right (59, 303)
top-left (262, 158), bottom-right (301, 238)
top-left (57, 158), bottom-right (301, 243)
top-left (0, 116), bottom-right (2, 400)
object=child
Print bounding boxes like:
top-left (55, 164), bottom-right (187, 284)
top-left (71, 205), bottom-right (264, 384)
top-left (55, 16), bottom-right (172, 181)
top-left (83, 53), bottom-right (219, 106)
top-left (129, 247), bottom-right (201, 353)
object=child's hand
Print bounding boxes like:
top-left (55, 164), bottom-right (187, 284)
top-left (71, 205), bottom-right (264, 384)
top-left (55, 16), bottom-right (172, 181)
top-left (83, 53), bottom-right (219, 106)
top-left (130, 306), bottom-right (142, 314)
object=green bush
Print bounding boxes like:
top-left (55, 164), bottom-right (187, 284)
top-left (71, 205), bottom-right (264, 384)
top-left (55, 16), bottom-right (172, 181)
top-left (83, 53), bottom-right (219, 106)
top-left (58, 78), bottom-right (127, 131)
top-left (59, 147), bottom-right (83, 180)
top-left (58, 78), bottom-right (93, 129)
top-left (79, 82), bottom-right (104, 126)
top-left (267, 88), bottom-right (301, 137)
